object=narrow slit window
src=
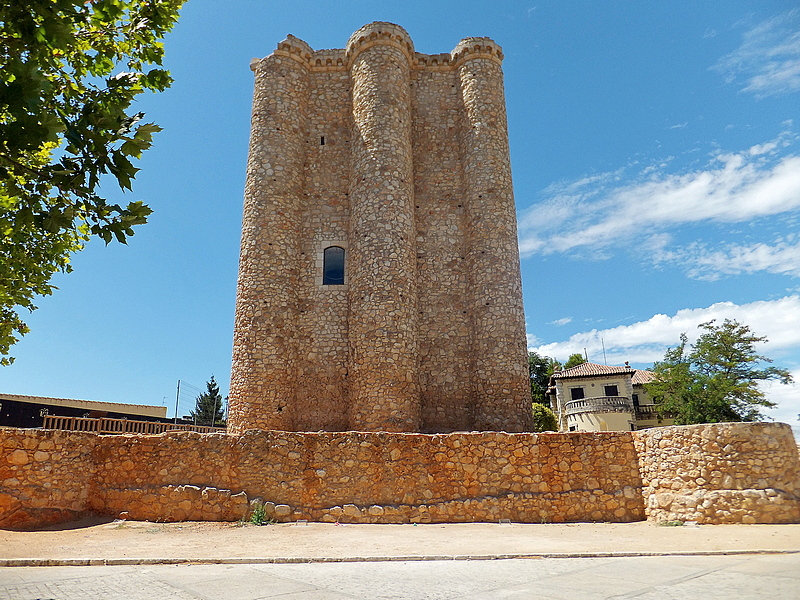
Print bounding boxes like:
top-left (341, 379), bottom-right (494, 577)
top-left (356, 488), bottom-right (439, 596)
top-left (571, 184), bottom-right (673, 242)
top-left (320, 136), bottom-right (325, 145)
top-left (322, 246), bottom-right (345, 285)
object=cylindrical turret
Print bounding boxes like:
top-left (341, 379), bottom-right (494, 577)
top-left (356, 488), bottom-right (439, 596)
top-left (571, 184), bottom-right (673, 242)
top-left (453, 38), bottom-right (533, 432)
top-left (228, 37), bottom-right (312, 433)
top-left (345, 23), bottom-right (420, 431)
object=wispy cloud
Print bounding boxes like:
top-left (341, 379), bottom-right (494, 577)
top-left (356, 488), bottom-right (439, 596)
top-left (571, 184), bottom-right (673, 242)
top-left (712, 9), bottom-right (800, 97)
top-left (547, 317), bottom-right (573, 326)
top-left (518, 129), bottom-right (800, 278)
top-left (529, 296), bottom-right (800, 366)
top-left (657, 239), bottom-right (800, 280)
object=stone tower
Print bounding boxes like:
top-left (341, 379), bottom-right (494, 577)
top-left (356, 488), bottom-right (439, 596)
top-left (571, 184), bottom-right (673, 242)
top-left (228, 22), bottom-right (532, 434)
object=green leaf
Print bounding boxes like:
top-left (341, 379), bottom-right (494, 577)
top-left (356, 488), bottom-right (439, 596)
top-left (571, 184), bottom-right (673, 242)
top-left (0, 0), bottom-right (186, 362)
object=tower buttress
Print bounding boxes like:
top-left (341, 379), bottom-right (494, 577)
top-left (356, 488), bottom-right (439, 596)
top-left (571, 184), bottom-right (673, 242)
top-left (453, 38), bottom-right (532, 432)
top-left (228, 37), bottom-right (311, 433)
top-left (345, 23), bottom-right (421, 432)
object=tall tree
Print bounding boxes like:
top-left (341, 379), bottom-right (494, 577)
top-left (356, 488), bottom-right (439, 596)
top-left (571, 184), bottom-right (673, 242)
top-left (528, 351), bottom-right (560, 405)
top-left (191, 376), bottom-right (226, 427)
top-left (563, 353), bottom-right (587, 369)
top-left (646, 319), bottom-right (792, 425)
top-left (0, 0), bottom-right (185, 364)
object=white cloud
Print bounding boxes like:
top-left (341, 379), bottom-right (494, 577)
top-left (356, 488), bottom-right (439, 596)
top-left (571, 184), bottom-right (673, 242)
top-left (518, 130), bottom-right (800, 272)
top-left (529, 296), bottom-right (800, 366)
top-left (547, 317), bottom-right (573, 326)
top-left (663, 240), bottom-right (800, 280)
top-left (763, 368), bottom-right (800, 430)
top-left (712, 9), bottom-right (800, 97)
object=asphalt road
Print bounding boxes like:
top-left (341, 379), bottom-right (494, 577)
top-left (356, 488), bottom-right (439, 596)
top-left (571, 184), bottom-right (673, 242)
top-left (1, 553), bottom-right (799, 600)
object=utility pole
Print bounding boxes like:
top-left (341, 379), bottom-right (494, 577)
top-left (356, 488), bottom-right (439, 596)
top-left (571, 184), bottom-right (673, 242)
top-left (174, 380), bottom-right (181, 425)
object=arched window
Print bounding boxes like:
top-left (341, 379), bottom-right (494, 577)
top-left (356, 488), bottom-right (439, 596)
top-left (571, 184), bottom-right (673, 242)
top-left (322, 246), bottom-right (345, 285)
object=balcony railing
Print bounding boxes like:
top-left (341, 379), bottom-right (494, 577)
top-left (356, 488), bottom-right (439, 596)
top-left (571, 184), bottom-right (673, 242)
top-left (565, 396), bottom-right (633, 416)
top-left (42, 415), bottom-right (225, 435)
top-left (634, 405), bottom-right (674, 420)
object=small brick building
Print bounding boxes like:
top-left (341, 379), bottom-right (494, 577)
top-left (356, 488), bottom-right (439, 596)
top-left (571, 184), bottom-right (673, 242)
top-left (228, 23), bottom-right (531, 434)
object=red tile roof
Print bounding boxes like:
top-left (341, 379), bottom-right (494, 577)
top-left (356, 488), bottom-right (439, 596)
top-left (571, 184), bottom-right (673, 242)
top-left (632, 370), bottom-right (656, 385)
top-left (550, 362), bottom-right (656, 385)
top-left (552, 362), bottom-right (633, 379)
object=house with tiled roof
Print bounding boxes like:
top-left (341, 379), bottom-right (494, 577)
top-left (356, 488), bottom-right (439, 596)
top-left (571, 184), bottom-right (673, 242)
top-left (546, 362), bottom-right (673, 432)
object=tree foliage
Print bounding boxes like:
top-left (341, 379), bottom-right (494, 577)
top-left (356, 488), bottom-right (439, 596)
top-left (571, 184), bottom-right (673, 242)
top-left (190, 376), bottom-right (226, 427)
top-left (529, 350), bottom-right (586, 408)
top-left (563, 353), bottom-right (587, 370)
top-left (528, 351), bottom-right (560, 405)
top-left (646, 319), bottom-right (793, 425)
top-left (531, 402), bottom-right (558, 432)
top-left (0, 0), bottom-right (184, 364)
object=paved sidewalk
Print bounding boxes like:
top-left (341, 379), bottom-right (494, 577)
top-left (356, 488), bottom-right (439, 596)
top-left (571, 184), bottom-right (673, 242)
top-left (1, 518), bottom-right (799, 565)
top-left (1, 554), bottom-right (799, 599)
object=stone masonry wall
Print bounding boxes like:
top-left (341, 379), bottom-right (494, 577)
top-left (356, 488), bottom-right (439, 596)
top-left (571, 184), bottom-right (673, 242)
top-left (228, 22), bottom-right (532, 434)
top-left (2, 423), bottom-right (798, 530)
top-left (633, 422), bottom-right (800, 524)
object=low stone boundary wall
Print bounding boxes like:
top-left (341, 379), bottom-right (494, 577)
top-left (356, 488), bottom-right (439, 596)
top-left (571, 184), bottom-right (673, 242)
top-left (634, 422), bottom-right (800, 524)
top-left (1, 423), bottom-right (798, 529)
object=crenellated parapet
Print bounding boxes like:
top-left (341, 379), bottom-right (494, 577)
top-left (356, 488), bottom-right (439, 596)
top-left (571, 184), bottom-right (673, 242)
top-left (273, 34), bottom-right (314, 64)
top-left (345, 21), bottom-right (415, 64)
top-left (310, 49), bottom-right (346, 72)
top-left (450, 37), bottom-right (504, 67)
top-left (250, 29), bottom-right (504, 74)
top-left (413, 52), bottom-right (454, 70)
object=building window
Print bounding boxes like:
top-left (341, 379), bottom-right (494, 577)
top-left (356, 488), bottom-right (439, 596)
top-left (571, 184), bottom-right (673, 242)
top-left (604, 384), bottom-right (619, 397)
top-left (570, 387), bottom-right (585, 400)
top-left (322, 246), bottom-right (345, 285)
top-left (569, 425), bottom-right (577, 432)
top-left (632, 393), bottom-right (640, 408)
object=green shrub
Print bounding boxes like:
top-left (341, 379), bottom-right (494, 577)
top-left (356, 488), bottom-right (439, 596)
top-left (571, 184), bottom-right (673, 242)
top-left (532, 402), bottom-right (558, 432)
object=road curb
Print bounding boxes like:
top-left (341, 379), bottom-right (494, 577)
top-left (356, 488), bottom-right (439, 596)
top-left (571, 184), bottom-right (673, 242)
top-left (2, 549), bottom-right (799, 567)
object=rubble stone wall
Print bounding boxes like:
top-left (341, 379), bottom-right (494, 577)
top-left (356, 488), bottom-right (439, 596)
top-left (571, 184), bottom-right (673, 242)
top-left (1, 423), bottom-right (798, 530)
top-left (633, 422), bottom-right (800, 524)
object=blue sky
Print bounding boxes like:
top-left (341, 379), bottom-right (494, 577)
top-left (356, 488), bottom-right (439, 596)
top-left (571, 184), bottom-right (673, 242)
top-left (3, 1), bottom-right (800, 428)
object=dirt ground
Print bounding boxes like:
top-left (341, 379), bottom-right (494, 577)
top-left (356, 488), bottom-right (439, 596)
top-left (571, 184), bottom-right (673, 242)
top-left (1, 518), bottom-right (799, 561)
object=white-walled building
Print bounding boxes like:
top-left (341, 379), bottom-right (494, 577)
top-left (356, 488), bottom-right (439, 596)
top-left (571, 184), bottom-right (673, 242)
top-left (547, 362), bottom-right (674, 432)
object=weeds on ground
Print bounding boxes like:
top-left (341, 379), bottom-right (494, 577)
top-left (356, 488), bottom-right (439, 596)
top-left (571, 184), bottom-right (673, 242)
top-left (657, 520), bottom-right (685, 527)
top-left (248, 502), bottom-right (274, 526)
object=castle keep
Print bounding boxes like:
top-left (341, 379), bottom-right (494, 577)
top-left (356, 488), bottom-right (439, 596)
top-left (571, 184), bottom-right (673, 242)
top-left (229, 23), bottom-right (532, 433)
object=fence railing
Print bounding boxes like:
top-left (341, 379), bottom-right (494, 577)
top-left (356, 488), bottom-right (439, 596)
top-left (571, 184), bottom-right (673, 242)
top-left (634, 405), bottom-right (674, 420)
top-left (42, 415), bottom-right (226, 435)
